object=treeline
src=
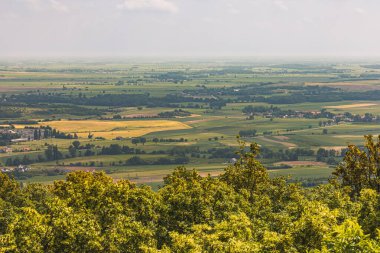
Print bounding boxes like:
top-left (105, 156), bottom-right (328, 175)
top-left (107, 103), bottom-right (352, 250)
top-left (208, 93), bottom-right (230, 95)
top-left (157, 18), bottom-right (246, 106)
top-left (316, 147), bottom-right (348, 165)
top-left (121, 156), bottom-right (188, 166)
top-left (0, 108), bottom-right (22, 118)
top-left (239, 129), bottom-right (257, 137)
top-left (2, 137), bottom-right (380, 251)
top-left (5, 120), bottom-right (38, 125)
top-left (70, 142), bottom-right (193, 163)
top-left (110, 110), bottom-right (192, 120)
top-left (4, 155), bottom-right (34, 166)
top-left (157, 109), bottom-right (191, 118)
top-left (33, 105), bottom-right (105, 116)
top-left (259, 147), bottom-right (314, 161)
top-left (243, 105), bottom-right (380, 123)
top-left (100, 144), bottom-right (145, 155)
top-left (31, 126), bottom-right (78, 140)
top-left (68, 155), bottom-right (189, 167)
top-left (152, 137), bottom-right (188, 143)
top-left (4, 144), bottom-right (63, 166)
top-left (256, 90), bottom-right (380, 104)
top-left (191, 84), bottom-right (380, 105)
top-left (184, 82), bottom-right (310, 97)
top-left (154, 72), bottom-right (188, 83)
top-left (0, 132), bottom-right (21, 146)
top-left (5, 93), bottom-right (214, 108)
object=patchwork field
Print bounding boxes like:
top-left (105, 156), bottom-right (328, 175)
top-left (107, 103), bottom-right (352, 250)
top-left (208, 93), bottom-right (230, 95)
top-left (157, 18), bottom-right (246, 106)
top-left (1, 61), bottom-right (380, 186)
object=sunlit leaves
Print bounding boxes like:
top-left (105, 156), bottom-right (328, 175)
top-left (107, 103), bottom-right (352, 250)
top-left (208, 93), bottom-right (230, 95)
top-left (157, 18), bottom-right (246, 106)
top-left (0, 137), bottom-right (380, 251)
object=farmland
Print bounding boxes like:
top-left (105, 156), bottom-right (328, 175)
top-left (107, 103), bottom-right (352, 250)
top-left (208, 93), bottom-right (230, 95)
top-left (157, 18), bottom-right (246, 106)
top-left (1, 60), bottom-right (380, 186)
top-left (30, 120), bottom-right (191, 139)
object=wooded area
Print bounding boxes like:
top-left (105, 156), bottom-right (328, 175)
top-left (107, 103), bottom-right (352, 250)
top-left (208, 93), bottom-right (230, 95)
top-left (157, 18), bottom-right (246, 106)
top-left (1, 136), bottom-right (380, 252)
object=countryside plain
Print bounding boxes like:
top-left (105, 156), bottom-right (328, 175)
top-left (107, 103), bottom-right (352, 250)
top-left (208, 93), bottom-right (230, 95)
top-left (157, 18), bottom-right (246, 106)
top-left (2, 60), bottom-right (380, 187)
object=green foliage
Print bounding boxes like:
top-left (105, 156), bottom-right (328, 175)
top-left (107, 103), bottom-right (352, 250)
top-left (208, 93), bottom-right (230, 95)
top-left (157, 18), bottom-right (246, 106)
top-left (317, 219), bottom-right (380, 253)
top-left (333, 135), bottom-right (380, 199)
top-left (1, 137), bottom-right (380, 252)
top-left (221, 138), bottom-right (270, 196)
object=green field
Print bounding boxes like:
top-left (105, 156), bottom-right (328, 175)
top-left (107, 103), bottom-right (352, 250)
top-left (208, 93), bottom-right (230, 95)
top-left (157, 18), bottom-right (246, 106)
top-left (1, 61), bottom-right (380, 185)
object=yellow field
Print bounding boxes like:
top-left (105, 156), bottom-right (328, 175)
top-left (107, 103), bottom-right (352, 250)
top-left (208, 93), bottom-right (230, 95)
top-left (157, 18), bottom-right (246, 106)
top-left (19, 120), bottom-right (192, 139)
top-left (324, 103), bottom-right (377, 109)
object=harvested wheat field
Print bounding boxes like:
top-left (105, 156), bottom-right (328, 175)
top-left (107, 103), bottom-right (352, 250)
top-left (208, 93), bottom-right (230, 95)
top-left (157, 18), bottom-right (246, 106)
top-left (324, 103), bottom-right (377, 109)
top-left (36, 120), bottom-right (191, 139)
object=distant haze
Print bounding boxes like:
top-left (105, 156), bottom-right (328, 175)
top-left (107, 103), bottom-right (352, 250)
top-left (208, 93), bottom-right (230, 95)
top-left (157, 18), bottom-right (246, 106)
top-left (1, 0), bottom-right (380, 58)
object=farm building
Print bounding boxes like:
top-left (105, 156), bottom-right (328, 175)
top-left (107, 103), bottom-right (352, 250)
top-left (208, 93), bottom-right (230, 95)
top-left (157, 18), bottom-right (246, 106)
top-left (0, 147), bottom-right (12, 153)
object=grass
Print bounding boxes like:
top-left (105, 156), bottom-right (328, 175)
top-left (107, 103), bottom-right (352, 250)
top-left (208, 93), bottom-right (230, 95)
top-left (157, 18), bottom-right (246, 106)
top-left (269, 165), bottom-right (334, 179)
top-left (19, 164), bottom-right (333, 185)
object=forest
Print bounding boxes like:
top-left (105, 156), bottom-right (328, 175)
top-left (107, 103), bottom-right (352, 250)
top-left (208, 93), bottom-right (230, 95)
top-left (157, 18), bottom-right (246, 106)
top-left (1, 136), bottom-right (380, 252)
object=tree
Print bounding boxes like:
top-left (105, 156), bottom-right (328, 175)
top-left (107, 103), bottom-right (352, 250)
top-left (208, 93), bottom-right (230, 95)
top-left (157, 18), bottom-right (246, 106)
top-left (125, 156), bottom-right (147, 165)
top-left (169, 213), bottom-right (260, 252)
top-left (220, 138), bottom-right (270, 199)
top-left (160, 167), bottom-right (240, 234)
top-left (43, 128), bottom-right (50, 138)
top-left (45, 145), bottom-right (63, 161)
top-left (131, 138), bottom-right (139, 146)
top-left (33, 129), bottom-right (39, 140)
top-left (72, 140), bottom-right (81, 149)
top-left (320, 219), bottom-right (380, 252)
top-left (68, 145), bottom-right (77, 158)
top-left (6, 207), bottom-right (48, 252)
top-left (332, 135), bottom-right (380, 199)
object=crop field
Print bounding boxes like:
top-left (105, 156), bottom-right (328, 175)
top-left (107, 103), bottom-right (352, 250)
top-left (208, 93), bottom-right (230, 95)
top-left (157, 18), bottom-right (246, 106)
top-left (305, 80), bottom-right (380, 91)
top-left (34, 120), bottom-right (192, 139)
top-left (324, 103), bottom-right (378, 109)
top-left (1, 61), bottom-right (380, 186)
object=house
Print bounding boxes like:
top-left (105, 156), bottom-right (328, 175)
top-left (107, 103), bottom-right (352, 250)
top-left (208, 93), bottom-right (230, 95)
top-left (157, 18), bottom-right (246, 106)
top-left (1, 168), bottom-right (12, 173)
top-left (11, 138), bottom-right (29, 143)
top-left (0, 147), bottom-right (12, 153)
top-left (20, 147), bottom-right (31, 152)
top-left (14, 165), bottom-right (31, 173)
top-left (229, 158), bottom-right (238, 164)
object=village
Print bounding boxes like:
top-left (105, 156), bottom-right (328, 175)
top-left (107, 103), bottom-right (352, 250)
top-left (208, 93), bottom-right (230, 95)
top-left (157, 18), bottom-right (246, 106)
top-left (0, 164), bottom-right (31, 173)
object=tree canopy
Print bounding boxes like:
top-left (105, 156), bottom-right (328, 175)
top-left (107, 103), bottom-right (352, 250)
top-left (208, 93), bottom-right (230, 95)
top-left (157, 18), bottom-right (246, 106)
top-left (1, 136), bottom-right (380, 252)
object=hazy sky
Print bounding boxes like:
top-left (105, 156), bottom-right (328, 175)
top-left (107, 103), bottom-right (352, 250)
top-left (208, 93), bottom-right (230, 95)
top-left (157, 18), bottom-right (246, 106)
top-left (1, 0), bottom-right (380, 58)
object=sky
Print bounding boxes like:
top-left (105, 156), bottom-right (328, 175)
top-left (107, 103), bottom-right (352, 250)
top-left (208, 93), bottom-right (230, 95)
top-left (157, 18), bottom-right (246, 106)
top-left (1, 0), bottom-right (380, 58)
